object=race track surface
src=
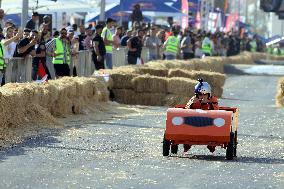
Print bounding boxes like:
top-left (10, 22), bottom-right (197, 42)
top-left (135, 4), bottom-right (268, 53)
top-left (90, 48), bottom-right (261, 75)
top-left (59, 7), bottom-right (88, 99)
top-left (0, 65), bottom-right (283, 189)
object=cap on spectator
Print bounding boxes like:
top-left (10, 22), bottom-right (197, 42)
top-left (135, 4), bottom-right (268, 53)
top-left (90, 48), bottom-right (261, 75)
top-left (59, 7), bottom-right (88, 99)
top-left (106, 18), bottom-right (115, 23)
top-left (32, 12), bottom-right (39, 17)
top-left (95, 24), bottom-right (104, 30)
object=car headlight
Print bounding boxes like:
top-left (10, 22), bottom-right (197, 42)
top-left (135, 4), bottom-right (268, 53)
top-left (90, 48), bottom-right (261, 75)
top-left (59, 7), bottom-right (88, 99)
top-left (172, 117), bottom-right (184, 126)
top-left (213, 118), bottom-right (225, 127)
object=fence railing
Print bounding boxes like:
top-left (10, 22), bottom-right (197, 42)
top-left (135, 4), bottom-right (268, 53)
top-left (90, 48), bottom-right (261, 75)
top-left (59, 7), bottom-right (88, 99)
top-left (3, 47), bottom-right (150, 83)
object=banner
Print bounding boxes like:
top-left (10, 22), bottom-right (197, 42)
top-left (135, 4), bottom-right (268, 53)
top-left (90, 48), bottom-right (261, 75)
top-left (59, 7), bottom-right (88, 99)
top-left (181, 0), bottom-right (189, 30)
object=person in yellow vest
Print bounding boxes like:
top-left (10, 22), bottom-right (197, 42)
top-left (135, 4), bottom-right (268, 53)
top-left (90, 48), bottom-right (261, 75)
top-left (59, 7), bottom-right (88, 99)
top-left (101, 18), bottom-right (115, 69)
top-left (46, 28), bottom-right (71, 77)
top-left (249, 36), bottom-right (257, 52)
top-left (163, 29), bottom-right (180, 60)
top-left (0, 41), bottom-right (6, 85)
top-left (202, 33), bottom-right (213, 56)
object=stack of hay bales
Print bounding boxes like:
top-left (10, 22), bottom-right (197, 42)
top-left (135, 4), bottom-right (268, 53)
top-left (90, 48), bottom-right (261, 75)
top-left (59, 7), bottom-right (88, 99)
top-left (146, 59), bottom-right (224, 73)
top-left (104, 62), bottom-right (225, 107)
top-left (168, 69), bottom-right (225, 97)
top-left (276, 77), bottom-right (284, 107)
top-left (0, 77), bottom-right (109, 129)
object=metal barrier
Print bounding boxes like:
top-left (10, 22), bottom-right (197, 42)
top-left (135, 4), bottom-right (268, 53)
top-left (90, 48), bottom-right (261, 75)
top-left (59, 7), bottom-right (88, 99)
top-left (5, 56), bottom-right (32, 83)
top-left (3, 48), bottom-right (151, 83)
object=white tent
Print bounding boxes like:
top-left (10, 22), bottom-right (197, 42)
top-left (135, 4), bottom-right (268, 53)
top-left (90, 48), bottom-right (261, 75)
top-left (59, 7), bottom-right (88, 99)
top-left (2, 0), bottom-right (98, 14)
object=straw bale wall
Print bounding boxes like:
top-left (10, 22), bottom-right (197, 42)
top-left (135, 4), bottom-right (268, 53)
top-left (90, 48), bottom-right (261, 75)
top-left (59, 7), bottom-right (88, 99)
top-left (0, 77), bottom-right (109, 128)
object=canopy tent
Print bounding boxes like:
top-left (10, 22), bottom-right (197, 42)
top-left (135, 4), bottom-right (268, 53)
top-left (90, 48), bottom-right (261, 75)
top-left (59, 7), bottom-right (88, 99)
top-left (119, 0), bottom-right (184, 17)
top-left (87, 4), bottom-right (151, 23)
top-left (2, 0), bottom-right (98, 14)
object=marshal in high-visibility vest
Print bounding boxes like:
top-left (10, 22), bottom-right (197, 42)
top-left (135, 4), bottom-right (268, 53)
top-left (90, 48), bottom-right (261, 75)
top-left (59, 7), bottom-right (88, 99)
top-left (165, 36), bottom-right (179, 54)
top-left (250, 40), bottom-right (257, 52)
top-left (0, 42), bottom-right (6, 70)
top-left (202, 43), bottom-right (212, 55)
top-left (52, 38), bottom-right (70, 65)
top-left (101, 27), bottom-right (113, 53)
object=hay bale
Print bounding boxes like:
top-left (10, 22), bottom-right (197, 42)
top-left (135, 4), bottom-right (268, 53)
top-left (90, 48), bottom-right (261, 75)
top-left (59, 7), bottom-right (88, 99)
top-left (163, 94), bottom-right (189, 107)
top-left (112, 89), bottom-right (136, 104)
top-left (132, 74), bottom-right (168, 93)
top-left (109, 73), bottom-right (138, 89)
top-left (134, 66), bottom-right (169, 77)
top-left (168, 69), bottom-right (226, 87)
top-left (276, 77), bottom-right (284, 107)
top-left (167, 77), bottom-right (196, 95)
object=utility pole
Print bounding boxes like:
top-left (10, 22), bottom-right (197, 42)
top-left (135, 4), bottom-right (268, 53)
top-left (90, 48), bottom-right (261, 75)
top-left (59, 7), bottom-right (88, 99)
top-left (21, 0), bottom-right (29, 29)
top-left (0, 0), bottom-right (2, 8)
top-left (99, 0), bottom-right (106, 22)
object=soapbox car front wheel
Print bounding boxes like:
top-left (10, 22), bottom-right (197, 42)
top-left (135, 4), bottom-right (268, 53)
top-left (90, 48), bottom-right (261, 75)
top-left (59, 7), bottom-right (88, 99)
top-left (171, 144), bottom-right (178, 154)
top-left (226, 132), bottom-right (235, 160)
top-left (163, 136), bottom-right (170, 156)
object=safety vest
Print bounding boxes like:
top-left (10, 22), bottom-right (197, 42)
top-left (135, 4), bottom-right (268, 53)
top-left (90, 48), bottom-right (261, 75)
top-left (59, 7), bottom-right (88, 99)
top-left (102, 27), bottom-right (113, 53)
top-left (165, 36), bottom-right (179, 54)
top-left (0, 42), bottom-right (5, 70)
top-left (250, 40), bottom-right (257, 52)
top-left (267, 46), bottom-right (273, 54)
top-left (52, 38), bottom-right (69, 65)
top-left (202, 41), bottom-right (212, 55)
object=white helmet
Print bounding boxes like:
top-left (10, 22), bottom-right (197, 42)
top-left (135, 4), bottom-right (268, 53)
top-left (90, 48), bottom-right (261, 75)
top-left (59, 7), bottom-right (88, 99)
top-left (194, 79), bottom-right (211, 95)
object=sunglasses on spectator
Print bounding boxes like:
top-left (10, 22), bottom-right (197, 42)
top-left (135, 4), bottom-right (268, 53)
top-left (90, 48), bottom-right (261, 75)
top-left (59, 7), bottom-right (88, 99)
top-left (61, 32), bottom-right (67, 35)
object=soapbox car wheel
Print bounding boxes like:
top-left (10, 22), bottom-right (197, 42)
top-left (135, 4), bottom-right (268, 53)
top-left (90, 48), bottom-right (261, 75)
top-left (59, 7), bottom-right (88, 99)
top-left (234, 131), bottom-right (238, 157)
top-left (163, 136), bottom-right (170, 156)
top-left (171, 144), bottom-right (178, 154)
top-left (226, 132), bottom-right (235, 160)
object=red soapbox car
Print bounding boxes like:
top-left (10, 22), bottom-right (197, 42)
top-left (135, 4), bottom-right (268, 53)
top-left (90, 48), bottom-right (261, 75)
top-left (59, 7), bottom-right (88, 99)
top-left (163, 105), bottom-right (239, 160)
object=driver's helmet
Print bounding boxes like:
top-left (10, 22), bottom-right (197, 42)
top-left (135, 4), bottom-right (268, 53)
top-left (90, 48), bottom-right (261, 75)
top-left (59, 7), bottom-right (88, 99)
top-left (194, 79), bottom-right (211, 95)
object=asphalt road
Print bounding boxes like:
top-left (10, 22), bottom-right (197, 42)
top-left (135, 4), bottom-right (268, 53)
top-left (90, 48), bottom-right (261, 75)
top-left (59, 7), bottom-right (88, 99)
top-left (0, 64), bottom-right (283, 189)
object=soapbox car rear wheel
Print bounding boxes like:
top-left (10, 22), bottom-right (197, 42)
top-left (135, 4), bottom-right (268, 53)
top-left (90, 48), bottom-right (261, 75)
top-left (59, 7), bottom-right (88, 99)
top-left (171, 144), bottom-right (178, 154)
top-left (234, 131), bottom-right (238, 157)
top-left (163, 136), bottom-right (170, 156)
top-left (226, 132), bottom-right (235, 160)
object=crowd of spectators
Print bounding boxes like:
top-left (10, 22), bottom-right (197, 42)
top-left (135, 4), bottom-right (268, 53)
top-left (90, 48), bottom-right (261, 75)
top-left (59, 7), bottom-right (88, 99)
top-left (0, 7), bottom-right (270, 86)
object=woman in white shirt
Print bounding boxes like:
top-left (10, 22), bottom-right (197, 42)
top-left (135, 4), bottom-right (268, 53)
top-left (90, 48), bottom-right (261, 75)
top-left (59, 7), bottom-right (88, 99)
top-left (2, 26), bottom-right (22, 59)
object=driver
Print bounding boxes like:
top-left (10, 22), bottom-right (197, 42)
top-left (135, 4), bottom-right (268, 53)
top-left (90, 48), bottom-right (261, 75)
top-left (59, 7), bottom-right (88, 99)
top-left (185, 79), bottom-right (219, 110)
top-left (184, 79), bottom-right (219, 153)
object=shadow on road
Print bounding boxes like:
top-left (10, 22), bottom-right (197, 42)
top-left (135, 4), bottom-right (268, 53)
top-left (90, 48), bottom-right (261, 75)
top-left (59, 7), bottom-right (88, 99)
top-left (174, 154), bottom-right (284, 164)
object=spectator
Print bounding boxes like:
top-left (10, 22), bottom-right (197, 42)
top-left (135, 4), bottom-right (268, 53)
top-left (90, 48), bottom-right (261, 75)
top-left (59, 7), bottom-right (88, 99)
top-left (181, 30), bottom-right (194, 60)
top-left (26, 12), bottom-right (39, 30)
top-left (202, 33), bottom-right (213, 56)
top-left (84, 27), bottom-right (93, 50)
top-left (70, 35), bottom-right (79, 76)
top-left (131, 4), bottom-right (143, 26)
top-left (14, 28), bottom-right (37, 57)
top-left (32, 30), bottom-right (49, 80)
top-left (127, 29), bottom-right (144, 65)
top-left (112, 26), bottom-right (122, 49)
top-left (144, 26), bottom-right (161, 61)
top-left (163, 29), bottom-right (180, 60)
top-left (2, 26), bottom-right (22, 59)
top-left (78, 25), bottom-right (86, 50)
top-left (120, 30), bottom-right (132, 47)
top-left (0, 9), bottom-right (5, 30)
top-left (102, 18), bottom-right (115, 69)
top-left (72, 24), bottom-right (80, 36)
top-left (92, 24), bottom-right (106, 70)
top-left (46, 28), bottom-right (71, 77)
